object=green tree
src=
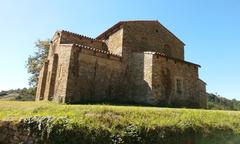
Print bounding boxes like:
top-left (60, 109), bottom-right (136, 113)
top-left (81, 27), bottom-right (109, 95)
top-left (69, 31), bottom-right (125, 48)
top-left (26, 40), bottom-right (50, 87)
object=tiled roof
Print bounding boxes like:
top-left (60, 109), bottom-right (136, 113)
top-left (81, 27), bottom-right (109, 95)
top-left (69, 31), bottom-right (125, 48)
top-left (155, 53), bottom-right (200, 67)
top-left (144, 51), bottom-right (200, 67)
top-left (73, 44), bottom-right (122, 58)
top-left (61, 30), bottom-right (102, 42)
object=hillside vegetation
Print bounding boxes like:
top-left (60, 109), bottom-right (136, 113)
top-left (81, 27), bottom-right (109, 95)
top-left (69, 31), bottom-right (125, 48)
top-left (0, 88), bottom-right (35, 101)
top-left (0, 101), bottom-right (240, 143)
top-left (207, 93), bottom-right (240, 110)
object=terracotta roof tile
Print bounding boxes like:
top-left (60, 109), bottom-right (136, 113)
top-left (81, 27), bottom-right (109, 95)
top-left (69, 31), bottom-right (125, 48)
top-left (73, 44), bottom-right (122, 58)
top-left (61, 30), bottom-right (102, 42)
top-left (143, 51), bottom-right (200, 67)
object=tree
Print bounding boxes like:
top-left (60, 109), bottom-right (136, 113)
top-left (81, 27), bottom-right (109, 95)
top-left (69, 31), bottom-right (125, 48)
top-left (26, 40), bottom-right (50, 87)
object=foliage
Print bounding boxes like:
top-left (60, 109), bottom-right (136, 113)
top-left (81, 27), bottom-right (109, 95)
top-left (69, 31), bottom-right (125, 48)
top-left (16, 87), bottom-right (35, 101)
top-left (0, 88), bottom-right (35, 101)
top-left (0, 91), bottom-right (8, 96)
top-left (207, 93), bottom-right (240, 111)
top-left (0, 101), bottom-right (240, 143)
top-left (26, 40), bottom-right (50, 87)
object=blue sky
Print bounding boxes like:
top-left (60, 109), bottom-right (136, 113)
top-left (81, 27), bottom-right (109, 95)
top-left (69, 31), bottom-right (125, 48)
top-left (0, 0), bottom-right (239, 99)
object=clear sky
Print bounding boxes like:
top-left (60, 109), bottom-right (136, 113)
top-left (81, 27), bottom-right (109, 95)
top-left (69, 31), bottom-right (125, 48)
top-left (0, 0), bottom-right (239, 99)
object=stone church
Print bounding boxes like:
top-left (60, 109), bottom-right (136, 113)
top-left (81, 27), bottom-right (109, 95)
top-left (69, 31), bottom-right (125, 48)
top-left (36, 20), bottom-right (207, 108)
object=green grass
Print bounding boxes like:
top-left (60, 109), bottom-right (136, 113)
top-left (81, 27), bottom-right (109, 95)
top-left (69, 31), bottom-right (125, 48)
top-left (0, 101), bottom-right (240, 143)
top-left (0, 101), bottom-right (239, 131)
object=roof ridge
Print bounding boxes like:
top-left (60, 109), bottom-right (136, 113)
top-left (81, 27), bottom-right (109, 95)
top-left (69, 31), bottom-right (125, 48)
top-left (96, 20), bottom-right (185, 45)
top-left (61, 30), bottom-right (101, 42)
top-left (120, 20), bottom-right (158, 23)
top-left (73, 44), bottom-right (122, 58)
top-left (96, 20), bottom-right (159, 39)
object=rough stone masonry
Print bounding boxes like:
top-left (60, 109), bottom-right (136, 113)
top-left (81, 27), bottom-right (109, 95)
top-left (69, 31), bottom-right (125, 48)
top-left (36, 20), bottom-right (207, 108)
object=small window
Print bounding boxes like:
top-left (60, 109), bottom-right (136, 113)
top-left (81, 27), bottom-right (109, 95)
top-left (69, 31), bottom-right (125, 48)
top-left (156, 29), bottom-right (159, 33)
top-left (163, 44), bottom-right (171, 56)
top-left (176, 79), bottom-right (183, 94)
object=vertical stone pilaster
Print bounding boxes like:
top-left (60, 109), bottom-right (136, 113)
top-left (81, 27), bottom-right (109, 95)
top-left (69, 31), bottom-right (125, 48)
top-left (36, 61), bottom-right (49, 101)
top-left (48, 54), bottom-right (59, 100)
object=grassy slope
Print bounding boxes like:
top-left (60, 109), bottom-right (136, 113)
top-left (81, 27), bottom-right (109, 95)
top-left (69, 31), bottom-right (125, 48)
top-left (0, 101), bottom-right (240, 131)
top-left (1, 101), bottom-right (240, 143)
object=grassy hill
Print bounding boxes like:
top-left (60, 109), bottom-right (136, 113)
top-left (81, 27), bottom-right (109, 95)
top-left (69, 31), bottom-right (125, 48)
top-left (0, 101), bottom-right (240, 143)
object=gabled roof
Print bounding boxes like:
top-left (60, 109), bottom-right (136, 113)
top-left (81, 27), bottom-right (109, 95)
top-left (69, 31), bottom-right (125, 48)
top-left (96, 20), bottom-right (185, 45)
top-left (96, 20), bottom-right (157, 39)
top-left (52, 30), bottom-right (104, 44)
top-left (60, 30), bottom-right (102, 42)
top-left (73, 43), bottom-right (121, 58)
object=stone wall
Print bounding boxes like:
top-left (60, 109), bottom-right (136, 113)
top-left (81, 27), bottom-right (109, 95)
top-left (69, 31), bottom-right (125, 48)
top-left (128, 52), bottom-right (203, 107)
top-left (129, 52), bottom-right (154, 104)
top-left (152, 54), bottom-right (200, 107)
top-left (0, 121), bottom-right (36, 144)
top-left (36, 44), bottom-right (73, 103)
top-left (197, 79), bottom-right (207, 108)
top-left (35, 61), bottom-right (48, 101)
top-left (104, 28), bottom-right (123, 56)
top-left (122, 21), bottom-right (184, 60)
top-left (65, 45), bottom-right (123, 103)
top-left (51, 44), bottom-right (73, 103)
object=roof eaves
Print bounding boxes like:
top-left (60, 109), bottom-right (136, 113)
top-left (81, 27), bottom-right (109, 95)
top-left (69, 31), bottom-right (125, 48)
top-left (73, 44), bottom-right (122, 58)
top-left (154, 52), bottom-right (200, 67)
top-left (60, 30), bottom-right (102, 42)
top-left (96, 21), bottom-right (124, 39)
